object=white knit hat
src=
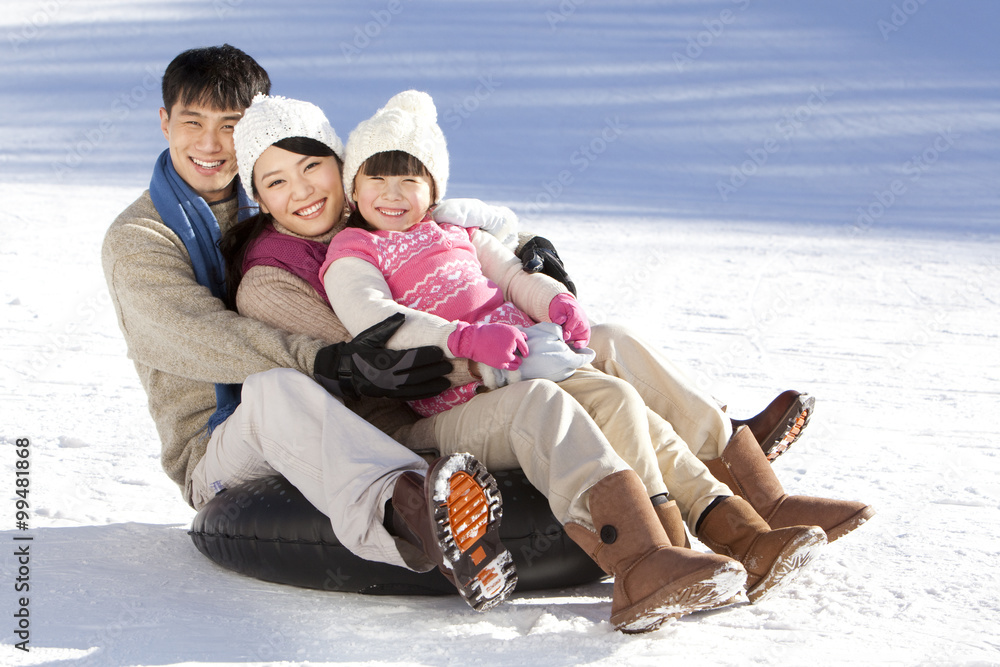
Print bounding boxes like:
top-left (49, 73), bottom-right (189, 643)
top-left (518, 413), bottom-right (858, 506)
top-left (234, 93), bottom-right (344, 194)
top-left (343, 90), bottom-right (449, 202)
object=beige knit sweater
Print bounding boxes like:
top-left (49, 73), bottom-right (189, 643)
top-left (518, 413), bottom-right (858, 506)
top-left (102, 191), bottom-right (327, 506)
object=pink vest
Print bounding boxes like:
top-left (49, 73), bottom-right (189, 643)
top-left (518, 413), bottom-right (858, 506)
top-left (243, 225), bottom-right (330, 306)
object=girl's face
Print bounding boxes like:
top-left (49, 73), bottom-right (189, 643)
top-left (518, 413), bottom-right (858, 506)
top-left (352, 171), bottom-right (433, 232)
top-left (253, 145), bottom-right (345, 237)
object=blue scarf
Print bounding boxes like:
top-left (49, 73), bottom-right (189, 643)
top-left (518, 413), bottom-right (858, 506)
top-left (149, 149), bottom-right (258, 433)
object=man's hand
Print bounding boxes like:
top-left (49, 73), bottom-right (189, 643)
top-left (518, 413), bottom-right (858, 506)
top-left (314, 313), bottom-right (452, 400)
top-left (517, 236), bottom-right (577, 296)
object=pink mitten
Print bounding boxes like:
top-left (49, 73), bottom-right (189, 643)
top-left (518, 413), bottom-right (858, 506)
top-left (447, 322), bottom-right (528, 370)
top-left (548, 293), bottom-right (590, 349)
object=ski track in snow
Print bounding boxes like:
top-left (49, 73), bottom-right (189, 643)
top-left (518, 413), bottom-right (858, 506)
top-left (1, 1), bottom-right (998, 665)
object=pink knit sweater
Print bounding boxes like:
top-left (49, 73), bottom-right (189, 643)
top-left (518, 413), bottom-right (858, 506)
top-left (323, 221), bottom-right (534, 416)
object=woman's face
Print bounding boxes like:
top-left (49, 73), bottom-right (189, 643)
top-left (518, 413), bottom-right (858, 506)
top-left (352, 171), bottom-right (433, 232)
top-left (253, 145), bottom-right (345, 237)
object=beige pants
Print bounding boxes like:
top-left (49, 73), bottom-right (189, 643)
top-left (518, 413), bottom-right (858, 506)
top-left (588, 322), bottom-right (734, 461)
top-left (556, 368), bottom-right (732, 532)
top-left (426, 377), bottom-right (633, 530)
top-left (191, 368), bottom-right (432, 571)
top-left (426, 324), bottom-right (737, 533)
top-left (425, 366), bottom-right (729, 534)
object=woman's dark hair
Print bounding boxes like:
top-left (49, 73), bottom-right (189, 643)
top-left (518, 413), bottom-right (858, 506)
top-left (219, 136), bottom-right (342, 311)
top-left (162, 44), bottom-right (270, 114)
top-left (346, 150), bottom-right (436, 230)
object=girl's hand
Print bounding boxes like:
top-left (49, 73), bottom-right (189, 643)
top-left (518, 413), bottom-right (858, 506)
top-left (447, 322), bottom-right (528, 370)
top-left (548, 293), bottom-right (590, 349)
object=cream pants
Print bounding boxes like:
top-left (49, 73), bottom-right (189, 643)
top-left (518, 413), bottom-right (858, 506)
top-left (428, 364), bottom-right (730, 534)
top-left (587, 322), bottom-right (734, 461)
top-left (555, 367), bottom-right (731, 532)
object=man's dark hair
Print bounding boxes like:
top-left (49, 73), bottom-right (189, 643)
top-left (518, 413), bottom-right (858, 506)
top-left (161, 44), bottom-right (270, 115)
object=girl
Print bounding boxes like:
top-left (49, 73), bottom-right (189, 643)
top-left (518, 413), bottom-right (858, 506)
top-left (320, 91), bottom-right (828, 629)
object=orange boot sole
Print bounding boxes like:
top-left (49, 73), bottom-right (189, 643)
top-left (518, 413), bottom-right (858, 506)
top-left (764, 395), bottom-right (815, 462)
top-left (429, 454), bottom-right (517, 611)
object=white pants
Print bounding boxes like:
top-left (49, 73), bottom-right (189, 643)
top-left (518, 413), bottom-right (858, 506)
top-left (588, 323), bottom-right (734, 461)
top-left (190, 324), bottom-right (733, 566)
top-left (190, 368), bottom-right (431, 571)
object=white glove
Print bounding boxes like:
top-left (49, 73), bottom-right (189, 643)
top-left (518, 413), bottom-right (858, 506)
top-left (482, 322), bottom-right (596, 389)
top-left (432, 198), bottom-right (519, 250)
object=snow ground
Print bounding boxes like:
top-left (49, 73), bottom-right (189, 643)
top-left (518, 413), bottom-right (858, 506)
top-left (1, 1), bottom-right (999, 665)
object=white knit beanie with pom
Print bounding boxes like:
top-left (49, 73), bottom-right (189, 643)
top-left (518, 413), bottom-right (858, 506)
top-left (342, 90), bottom-right (449, 202)
top-left (234, 93), bottom-right (344, 194)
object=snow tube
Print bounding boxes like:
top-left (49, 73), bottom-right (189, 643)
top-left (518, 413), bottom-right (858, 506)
top-left (189, 469), bottom-right (604, 595)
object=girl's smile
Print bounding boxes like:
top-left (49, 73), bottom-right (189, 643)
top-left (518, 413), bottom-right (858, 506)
top-left (353, 172), bottom-right (433, 232)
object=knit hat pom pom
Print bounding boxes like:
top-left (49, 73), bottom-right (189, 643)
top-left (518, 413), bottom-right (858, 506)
top-left (342, 90), bottom-right (449, 201)
top-left (384, 90), bottom-right (437, 121)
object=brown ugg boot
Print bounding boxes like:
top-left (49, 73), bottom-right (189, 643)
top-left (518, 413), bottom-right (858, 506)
top-left (564, 470), bottom-right (747, 634)
top-left (391, 453), bottom-right (516, 612)
top-left (731, 390), bottom-right (815, 461)
top-left (652, 498), bottom-right (690, 548)
top-left (706, 426), bottom-right (875, 542)
top-left (696, 496), bottom-right (826, 603)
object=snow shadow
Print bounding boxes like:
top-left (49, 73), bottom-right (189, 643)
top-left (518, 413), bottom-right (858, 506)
top-left (4, 524), bottom-right (624, 666)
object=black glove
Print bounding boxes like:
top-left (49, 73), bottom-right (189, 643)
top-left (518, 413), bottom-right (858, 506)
top-left (516, 236), bottom-right (578, 296)
top-left (314, 313), bottom-right (452, 401)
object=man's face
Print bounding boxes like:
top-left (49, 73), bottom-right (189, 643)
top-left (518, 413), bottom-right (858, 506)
top-left (159, 101), bottom-right (243, 202)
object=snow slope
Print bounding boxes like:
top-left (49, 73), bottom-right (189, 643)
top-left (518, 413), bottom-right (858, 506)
top-left (1, 1), bottom-right (998, 665)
